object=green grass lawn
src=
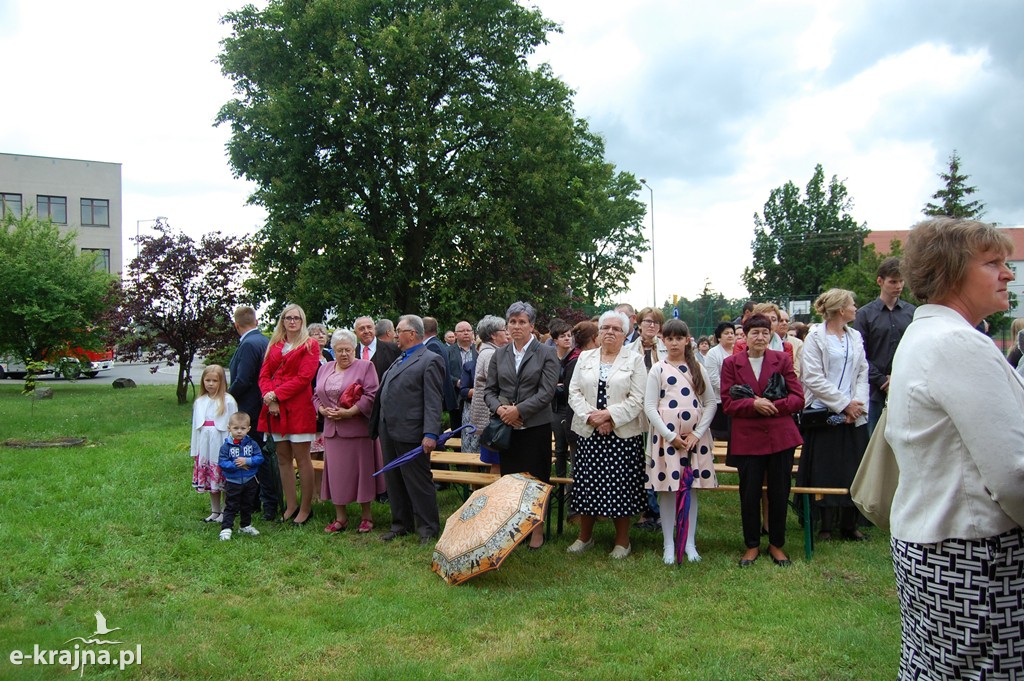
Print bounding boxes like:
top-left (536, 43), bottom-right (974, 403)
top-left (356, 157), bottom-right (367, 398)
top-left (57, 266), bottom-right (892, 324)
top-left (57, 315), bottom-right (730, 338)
top-left (0, 383), bottom-right (900, 680)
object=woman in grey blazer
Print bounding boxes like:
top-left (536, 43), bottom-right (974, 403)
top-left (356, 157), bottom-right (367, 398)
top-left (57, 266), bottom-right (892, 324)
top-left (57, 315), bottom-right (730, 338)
top-left (483, 301), bottom-right (558, 550)
top-left (888, 218), bottom-right (1024, 680)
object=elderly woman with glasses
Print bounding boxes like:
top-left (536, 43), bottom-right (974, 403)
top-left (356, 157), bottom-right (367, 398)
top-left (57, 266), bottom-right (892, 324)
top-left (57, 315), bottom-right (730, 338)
top-left (469, 315), bottom-right (509, 474)
top-left (258, 304), bottom-right (321, 526)
top-left (566, 310), bottom-right (648, 559)
top-left (313, 329), bottom-right (385, 534)
top-left (483, 302), bottom-right (559, 549)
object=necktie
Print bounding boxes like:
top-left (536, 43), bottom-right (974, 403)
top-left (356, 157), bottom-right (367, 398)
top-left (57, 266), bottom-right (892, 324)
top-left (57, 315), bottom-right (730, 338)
top-left (363, 345), bottom-right (370, 360)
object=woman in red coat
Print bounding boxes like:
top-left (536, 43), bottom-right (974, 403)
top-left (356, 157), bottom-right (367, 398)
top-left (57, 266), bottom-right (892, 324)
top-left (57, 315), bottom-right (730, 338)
top-left (721, 314), bottom-right (804, 567)
top-left (259, 304), bottom-right (321, 525)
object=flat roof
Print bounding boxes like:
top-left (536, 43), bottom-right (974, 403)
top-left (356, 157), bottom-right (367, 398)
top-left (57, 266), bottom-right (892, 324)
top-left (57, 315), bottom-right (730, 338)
top-left (0, 151), bottom-right (121, 167)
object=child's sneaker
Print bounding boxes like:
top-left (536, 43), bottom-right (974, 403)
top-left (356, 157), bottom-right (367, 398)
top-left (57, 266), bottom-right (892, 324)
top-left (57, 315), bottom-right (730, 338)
top-left (238, 525), bottom-right (260, 536)
top-left (219, 528), bottom-right (232, 541)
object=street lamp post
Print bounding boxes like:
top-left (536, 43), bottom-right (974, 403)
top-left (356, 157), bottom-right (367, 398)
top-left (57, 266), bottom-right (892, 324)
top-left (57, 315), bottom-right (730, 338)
top-left (639, 179), bottom-right (655, 307)
top-left (136, 216), bottom-right (167, 261)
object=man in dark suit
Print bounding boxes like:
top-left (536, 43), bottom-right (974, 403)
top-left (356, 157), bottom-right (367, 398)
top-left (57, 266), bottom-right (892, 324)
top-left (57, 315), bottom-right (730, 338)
top-left (355, 316), bottom-right (400, 381)
top-left (227, 305), bottom-right (279, 521)
top-left (445, 320), bottom-right (478, 429)
top-left (370, 314), bottom-right (445, 543)
top-left (616, 303), bottom-right (640, 344)
top-left (422, 316), bottom-right (457, 415)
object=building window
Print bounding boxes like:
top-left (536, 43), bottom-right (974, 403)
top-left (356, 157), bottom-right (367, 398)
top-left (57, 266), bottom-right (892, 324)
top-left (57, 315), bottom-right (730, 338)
top-left (1, 193), bottom-right (21, 219)
top-left (81, 198), bottom-right (110, 227)
top-left (37, 195), bottom-right (67, 224)
top-left (82, 248), bottom-right (110, 273)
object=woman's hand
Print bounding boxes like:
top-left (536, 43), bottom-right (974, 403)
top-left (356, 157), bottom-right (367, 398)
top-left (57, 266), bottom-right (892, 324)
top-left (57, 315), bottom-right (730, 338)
top-left (586, 409), bottom-right (612, 427)
top-left (263, 391), bottom-right (277, 405)
top-left (753, 397), bottom-right (778, 416)
top-left (497, 404), bottom-right (523, 428)
top-left (843, 400), bottom-right (865, 423)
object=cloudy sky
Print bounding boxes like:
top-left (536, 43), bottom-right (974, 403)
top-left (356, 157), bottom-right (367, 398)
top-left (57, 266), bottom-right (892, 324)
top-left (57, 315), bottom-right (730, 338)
top-left (2, 0), bottom-right (1021, 305)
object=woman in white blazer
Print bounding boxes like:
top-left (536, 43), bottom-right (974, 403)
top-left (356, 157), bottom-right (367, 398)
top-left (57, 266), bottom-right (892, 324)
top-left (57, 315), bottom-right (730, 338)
top-left (798, 288), bottom-right (870, 542)
top-left (888, 218), bottom-right (1024, 680)
top-left (566, 310), bottom-right (648, 559)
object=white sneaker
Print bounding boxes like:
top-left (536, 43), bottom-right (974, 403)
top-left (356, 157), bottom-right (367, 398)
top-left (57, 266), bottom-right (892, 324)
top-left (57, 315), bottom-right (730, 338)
top-left (219, 529), bottom-right (232, 541)
top-left (609, 544), bottom-right (631, 560)
top-left (566, 538), bottom-right (595, 554)
top-left (238, 525), bottom-right (260, 536)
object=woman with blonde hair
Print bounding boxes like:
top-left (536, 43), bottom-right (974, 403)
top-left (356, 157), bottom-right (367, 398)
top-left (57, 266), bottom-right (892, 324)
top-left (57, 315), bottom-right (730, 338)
top-left (259, 304), bottom-right (321, 525)
top-left (797, 288), bottom-right (869, 541)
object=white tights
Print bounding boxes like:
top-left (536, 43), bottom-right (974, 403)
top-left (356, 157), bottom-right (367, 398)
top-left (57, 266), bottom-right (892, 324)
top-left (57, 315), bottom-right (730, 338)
top-left (658, 491), bottom-right (700, 564)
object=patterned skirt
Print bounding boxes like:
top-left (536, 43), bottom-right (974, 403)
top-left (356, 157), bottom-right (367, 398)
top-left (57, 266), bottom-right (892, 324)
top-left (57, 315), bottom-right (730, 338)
top-left (892, 528), bottom-right (1024, 680)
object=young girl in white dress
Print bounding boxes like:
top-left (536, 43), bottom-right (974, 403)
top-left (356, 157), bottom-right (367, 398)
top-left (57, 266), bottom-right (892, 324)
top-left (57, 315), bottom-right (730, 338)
top-left (644, 320), bottom-right (718, 564)
top-left (191, 365), bottom-right (237, 522)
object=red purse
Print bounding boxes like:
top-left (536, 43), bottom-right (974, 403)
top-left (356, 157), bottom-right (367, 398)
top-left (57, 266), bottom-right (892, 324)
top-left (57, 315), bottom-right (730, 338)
top-left (339, 382), bottom-right (364, 409)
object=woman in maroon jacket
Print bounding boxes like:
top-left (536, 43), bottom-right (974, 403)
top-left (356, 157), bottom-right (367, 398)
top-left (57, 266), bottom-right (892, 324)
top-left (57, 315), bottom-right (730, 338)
top-left (259, 304), bottom-right (321, 526)
top-left (721, 314), bottom-right (804, 567)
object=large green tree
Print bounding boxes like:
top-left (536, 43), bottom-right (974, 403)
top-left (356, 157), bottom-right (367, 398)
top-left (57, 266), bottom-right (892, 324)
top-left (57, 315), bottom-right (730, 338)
top-left (923, 150), bottom-right (985, 219)
top-left (0, 210), bottom-right (115, 367)
top-left (743, 164), bottom-right (867, 302)
top-left (216, 0), bottom-right (645, 324)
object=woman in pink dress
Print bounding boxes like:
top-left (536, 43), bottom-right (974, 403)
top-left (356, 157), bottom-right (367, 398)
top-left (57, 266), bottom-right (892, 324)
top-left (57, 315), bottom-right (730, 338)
top-left (313, 329), bottom-right (385, 533)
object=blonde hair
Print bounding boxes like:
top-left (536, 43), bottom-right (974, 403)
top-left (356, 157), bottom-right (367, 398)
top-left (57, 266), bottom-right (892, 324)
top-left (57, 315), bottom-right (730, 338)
top-left (813, 289), bottom-right (855, 320)
top-left (903, 218), bottom-right (1013, 303)
top-left (752, 302), bottom-right (781, 320)
top-left (266, 304), bottom-right (315, 357)
top-left (199, 364), bottom-right (229, 416)
top-left (229, 412), bottom-right (250, 428)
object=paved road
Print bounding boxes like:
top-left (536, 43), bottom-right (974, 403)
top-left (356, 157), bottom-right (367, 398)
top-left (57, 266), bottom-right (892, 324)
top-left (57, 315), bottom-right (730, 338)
top-left (2, 360), bottom-right (208, 386)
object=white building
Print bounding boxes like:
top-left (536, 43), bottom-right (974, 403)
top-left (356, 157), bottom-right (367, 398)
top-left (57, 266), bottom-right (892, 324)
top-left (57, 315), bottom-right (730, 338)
top-left (0, 152), bottom-right (122, 274)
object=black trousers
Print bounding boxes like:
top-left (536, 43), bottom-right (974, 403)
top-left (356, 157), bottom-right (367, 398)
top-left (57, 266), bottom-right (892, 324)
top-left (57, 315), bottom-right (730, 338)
top-left (734, 448), bottom-right (795, 549)
top-left (221, 478), bottom-right (259, 530)
top-left (252, 430), bottom-right (280, 517)
top-left (380, 432), bottom-right (440, 539)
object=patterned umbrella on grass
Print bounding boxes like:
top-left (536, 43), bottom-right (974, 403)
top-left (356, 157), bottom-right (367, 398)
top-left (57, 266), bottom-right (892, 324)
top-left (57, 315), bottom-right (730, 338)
top-left (432, 473), bottom-right (552, 586)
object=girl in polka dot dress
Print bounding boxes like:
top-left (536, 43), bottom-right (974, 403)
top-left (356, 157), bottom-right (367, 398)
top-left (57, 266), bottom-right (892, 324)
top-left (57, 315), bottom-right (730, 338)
top-left (643, 319), bottom-right (718, 564)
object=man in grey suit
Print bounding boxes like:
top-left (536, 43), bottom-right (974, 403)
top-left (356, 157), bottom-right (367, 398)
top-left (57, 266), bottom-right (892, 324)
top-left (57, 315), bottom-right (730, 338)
top-left (370, 314), bottom-right (445, 543)
top-left (446, 320), bottom-right (478, 429)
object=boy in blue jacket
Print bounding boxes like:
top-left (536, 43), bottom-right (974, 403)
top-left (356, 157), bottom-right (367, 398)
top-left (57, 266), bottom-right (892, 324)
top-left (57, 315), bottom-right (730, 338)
top-left (219, 413), bottom-right (265, 540)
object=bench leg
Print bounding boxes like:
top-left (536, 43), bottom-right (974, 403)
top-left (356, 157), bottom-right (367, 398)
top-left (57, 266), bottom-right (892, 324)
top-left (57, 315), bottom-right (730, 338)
top-left (803, 494), bottom-right (813, 561)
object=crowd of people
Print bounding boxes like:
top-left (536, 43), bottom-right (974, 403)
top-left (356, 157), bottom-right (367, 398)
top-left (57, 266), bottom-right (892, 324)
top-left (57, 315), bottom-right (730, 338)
top-left (186, 216), bottom-right (1024, 679)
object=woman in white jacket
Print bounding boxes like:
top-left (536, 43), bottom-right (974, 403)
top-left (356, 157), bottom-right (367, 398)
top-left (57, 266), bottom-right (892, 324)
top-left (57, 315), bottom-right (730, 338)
top-left (566, 310), bottom-right (648, 559)
top-left (888, 218), bottom-right (1024, 680)
top-left (798, 288), bottom-right (870, 541)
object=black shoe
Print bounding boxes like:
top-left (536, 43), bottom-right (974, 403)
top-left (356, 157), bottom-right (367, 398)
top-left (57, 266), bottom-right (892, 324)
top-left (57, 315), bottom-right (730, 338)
top-left (738, 553), bottom-right (759, 567)
top-left (292, 509), bottom-right (313, 526)
top-left (278, 508), bottom-right (299, 523)
top-left (770, 555), bottom-right (792, 567)
top-left (262, 512), bottom-right (277, 522)
top-left (419, 534), bottom-right (438, 546)
top-left (381, 530), bottom-right (408, 542)
top-left (842, 530), bottom-right (869, 542)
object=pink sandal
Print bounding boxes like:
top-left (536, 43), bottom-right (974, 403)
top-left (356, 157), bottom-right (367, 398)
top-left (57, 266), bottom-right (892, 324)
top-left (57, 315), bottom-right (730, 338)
top-left (324, 520), bottom-right (348, 534)
top-left (357, 519), bottom-right (374, 534)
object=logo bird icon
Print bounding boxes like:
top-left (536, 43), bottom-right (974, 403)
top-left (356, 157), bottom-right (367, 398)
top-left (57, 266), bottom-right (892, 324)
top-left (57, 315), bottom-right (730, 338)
top-left (92, 611), bottom-right (121, 637)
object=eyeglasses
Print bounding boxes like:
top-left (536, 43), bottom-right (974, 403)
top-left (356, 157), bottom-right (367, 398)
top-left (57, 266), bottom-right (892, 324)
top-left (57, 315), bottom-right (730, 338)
top-left (640, 319), bottom-right (659, 326)
top-left (397, 328), bottom-right (415, 335)
top-left (599, 325), bottom-right (623, 333)
top-left (283, 316), bottom-right (302, 322)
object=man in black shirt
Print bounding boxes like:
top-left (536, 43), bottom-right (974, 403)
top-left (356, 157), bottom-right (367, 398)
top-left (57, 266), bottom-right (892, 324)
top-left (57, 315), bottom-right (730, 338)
top-left (854, 257), bottom-right (916, 436)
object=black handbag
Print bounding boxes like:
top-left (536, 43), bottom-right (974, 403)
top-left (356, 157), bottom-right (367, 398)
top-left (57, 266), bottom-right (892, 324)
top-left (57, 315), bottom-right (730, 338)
top-left (796, 408), bottom-right (844, 431)
top-left (763, 372), bottom-right (787, 401)
top-left (480, 415), bottom-right (513, 451)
